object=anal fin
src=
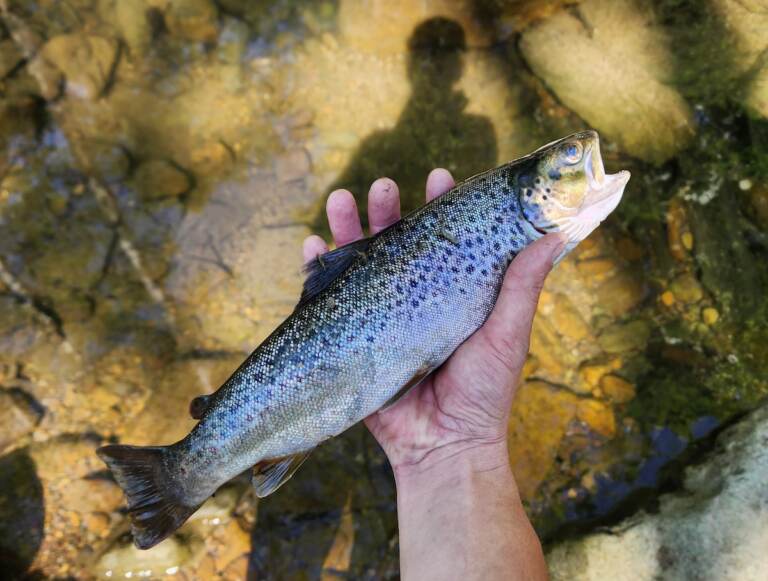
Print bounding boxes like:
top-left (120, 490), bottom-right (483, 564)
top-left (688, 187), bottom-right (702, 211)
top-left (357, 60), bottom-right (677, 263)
top-left (251, 450), bottom-right (312, 498)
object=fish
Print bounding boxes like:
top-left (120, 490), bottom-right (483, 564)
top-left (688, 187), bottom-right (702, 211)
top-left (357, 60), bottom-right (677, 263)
top-left (97, 130), bottom-right (630, 549)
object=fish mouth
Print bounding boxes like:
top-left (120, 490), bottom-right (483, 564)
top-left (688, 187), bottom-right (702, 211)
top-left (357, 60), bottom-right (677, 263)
top-left (581, 135), bottom-right (630, 218)
top-left (557, 132), bottom-right (630, 243)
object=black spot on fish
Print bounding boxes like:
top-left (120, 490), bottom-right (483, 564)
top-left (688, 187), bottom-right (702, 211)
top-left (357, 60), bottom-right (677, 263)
top-left (548, 169), bottom-right (561, 180)
top-left (411, 299), bottom-right (419, 307)
top-left (543, 195), bottom-right (548, 200)
top-left (466, 265), bottom-right (475, 274)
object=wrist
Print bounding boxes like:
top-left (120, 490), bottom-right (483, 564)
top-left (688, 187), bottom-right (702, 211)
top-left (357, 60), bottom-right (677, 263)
top-left (392, 437), bottom-right (513, 491)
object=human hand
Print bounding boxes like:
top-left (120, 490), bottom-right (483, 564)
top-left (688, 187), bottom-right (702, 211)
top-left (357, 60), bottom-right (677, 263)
top-left (304, 170), bottom-right (565, 477)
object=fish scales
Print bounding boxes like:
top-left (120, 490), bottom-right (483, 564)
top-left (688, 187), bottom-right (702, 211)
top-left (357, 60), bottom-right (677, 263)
top-left (177, 167), bottom-right (532, 500)
top-left (97, 130), bottom-right (631, 549)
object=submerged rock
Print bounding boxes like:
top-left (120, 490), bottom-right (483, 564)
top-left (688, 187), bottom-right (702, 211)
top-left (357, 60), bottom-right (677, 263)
top-left (165, 0), bottom-right (219, 43)
top-left (94, 532), bottom-right (203, 579)
top-left (519, 0), bottom-right (694, 162)
top-left (134, 159), bottom-right (192, 200)
top-left (37, 34), bottom-right (119, 100)
top-left (711, 0), bottom-right (768, 118)
top-left (547, 401), bottom-right (768, 580)
top-left (0, 38), bottom-right (23, 78)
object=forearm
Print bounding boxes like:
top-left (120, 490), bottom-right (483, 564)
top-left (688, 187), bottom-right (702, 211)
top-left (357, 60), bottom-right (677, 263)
top-left (394, 443), bottom-right (548, 581)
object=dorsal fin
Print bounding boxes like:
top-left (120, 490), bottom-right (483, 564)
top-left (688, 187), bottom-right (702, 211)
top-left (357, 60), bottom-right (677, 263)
top-left (189, 394), bottom-right (212, 420)
top-left (297, 238), bottom-right (370, 308)
top-left (251, 450), bottom-right (313, 497)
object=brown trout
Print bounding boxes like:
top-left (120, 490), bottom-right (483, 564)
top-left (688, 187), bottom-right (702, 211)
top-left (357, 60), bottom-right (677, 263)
top-left (98, 130), bottom-right (630, 549)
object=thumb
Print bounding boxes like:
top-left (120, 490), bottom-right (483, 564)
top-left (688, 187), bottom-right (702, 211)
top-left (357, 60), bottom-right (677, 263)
top-left (479, 233), bottom-right (566, 365)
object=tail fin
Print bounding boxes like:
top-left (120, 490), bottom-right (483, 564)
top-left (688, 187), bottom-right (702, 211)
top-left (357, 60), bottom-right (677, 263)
top-left (97, 444), bottom-right (199, 550)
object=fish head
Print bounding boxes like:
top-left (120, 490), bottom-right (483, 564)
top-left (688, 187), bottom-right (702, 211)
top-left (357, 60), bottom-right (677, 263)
top-left (519, 130), bottom-right (630, 247)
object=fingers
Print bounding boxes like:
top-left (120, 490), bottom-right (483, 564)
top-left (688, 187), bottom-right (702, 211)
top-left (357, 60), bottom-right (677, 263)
top-left (327, 189), bottom-right (364, 247)
top-left (368, 178), bottom-right (401, 234)
top-left (479, 233), bottom-right (567, 364)
top-left (425, 168), bottom-right (455, 202)
top-left (303, 234), bottom-right (329, 264)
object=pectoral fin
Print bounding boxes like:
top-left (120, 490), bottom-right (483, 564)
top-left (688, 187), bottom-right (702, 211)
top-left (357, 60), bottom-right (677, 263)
top-left (379, 364), bottom-right (435, 412)
top-left (251, 450), bottom-right (313, 498)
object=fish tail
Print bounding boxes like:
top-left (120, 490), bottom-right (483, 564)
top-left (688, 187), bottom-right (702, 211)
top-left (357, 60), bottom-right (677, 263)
top-left (97, 444), bottom-right (199, 550)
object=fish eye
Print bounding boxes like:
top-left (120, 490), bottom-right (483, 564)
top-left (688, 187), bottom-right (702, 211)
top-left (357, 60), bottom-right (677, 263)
top-left (562, 142), bottom-right (583, 164)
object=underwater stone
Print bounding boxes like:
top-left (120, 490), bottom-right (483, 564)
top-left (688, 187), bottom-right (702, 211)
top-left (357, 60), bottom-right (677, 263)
top-left (711, 0), bottom-right (768, 118)
top-left (94, 531), bottom-right (203, 579)
top-left (519, 0), bottom-right (695, 163)
top-left (110, 0), bottom-right (154, 56)
top-left (134, 159), bottom-right (192, 200)
top-left (0, 38), bottom-right (23, 78)
top-left (576, 399), bottom-right (616, 438)
top-left (597, 320), bottom-right (651, 353)
top-left (274, 147), bottom-right (312, 183)
top-left (599, 375), bottom-right (636, 404)
top-left (165, 0), bottom-right (219, 43)
top-left (508, 380), bottom-right (583, 499)
top-left (38, 34), bottom-right (119, 100)
top-left (547, 401), bottom-right (768, 580)
top-left (670, 273), bottom-right (704, 304)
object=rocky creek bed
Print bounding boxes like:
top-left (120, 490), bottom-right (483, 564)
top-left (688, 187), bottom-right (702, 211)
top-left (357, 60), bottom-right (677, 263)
top-left (0, 0), bottom-right (766, 578)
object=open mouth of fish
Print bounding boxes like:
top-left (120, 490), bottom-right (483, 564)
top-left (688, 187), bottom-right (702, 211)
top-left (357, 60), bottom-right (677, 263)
top-left (580, 137), bottom-right (631, 222)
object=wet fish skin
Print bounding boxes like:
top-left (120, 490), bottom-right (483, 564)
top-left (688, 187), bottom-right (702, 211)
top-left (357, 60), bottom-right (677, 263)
top-left (98, 130), bottom-right (630, 549)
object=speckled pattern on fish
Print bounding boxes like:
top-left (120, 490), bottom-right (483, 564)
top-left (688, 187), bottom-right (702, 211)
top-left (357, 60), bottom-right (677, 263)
top-left (97, 130), bottom-right (630, 549)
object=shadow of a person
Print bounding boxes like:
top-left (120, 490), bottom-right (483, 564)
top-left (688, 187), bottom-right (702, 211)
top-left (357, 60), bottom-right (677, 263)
top-left (327, 17), bottom-right (498, 222)
top-left (0, 449), bottom-right (44, 579)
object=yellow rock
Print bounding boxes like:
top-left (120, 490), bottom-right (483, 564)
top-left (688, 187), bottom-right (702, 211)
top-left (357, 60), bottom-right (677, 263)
top-left (576, 399), bottom-right (616, 438)
top-left (670, 273), bottom-right (704, 304)
top-left (600, 375), bottom-right (636, 404)
top-left (521, 354), bottom-right (540, 379)
top-left (508, 381), bottom-right (581, 500)
top-left (598, 320), bottom-right (651, 353)
top-left (578, 357), bottom-right (623, 389)
top-left (552, 295), bottom-right (590, 342)
top-left (595, 271), bottom-right (645, 316)
top-left (661, 290), bottom-right (675, 307)
top-left (702, 307), bottom-right (720, 326)
top-left (576, 257), bottom-right (618, 281)
top-left (666, 198), bottom-right (691, 261)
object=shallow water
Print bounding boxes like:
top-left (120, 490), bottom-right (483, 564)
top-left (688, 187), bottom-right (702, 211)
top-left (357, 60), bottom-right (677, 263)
top-left (0, 0), bottom-right (766, 578)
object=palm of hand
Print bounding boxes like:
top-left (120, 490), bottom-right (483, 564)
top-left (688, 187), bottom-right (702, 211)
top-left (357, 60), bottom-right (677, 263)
top-left (303, 170), bottom-right (561, 470)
